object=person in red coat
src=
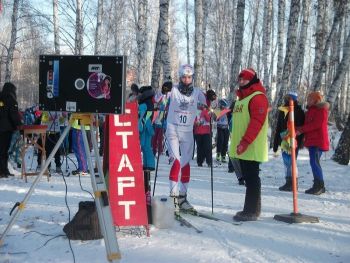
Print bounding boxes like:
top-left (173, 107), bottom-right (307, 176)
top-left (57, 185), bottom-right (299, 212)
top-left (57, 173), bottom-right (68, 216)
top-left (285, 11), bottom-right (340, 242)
top-left (296, 91), bottom-right (329, 195)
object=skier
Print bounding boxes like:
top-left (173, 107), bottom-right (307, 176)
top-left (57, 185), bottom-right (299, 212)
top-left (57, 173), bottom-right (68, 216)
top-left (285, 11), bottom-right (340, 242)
top-left (229, 68), bottom-right (269, 221)
top-left (166, 64), bottom-right (207, 213)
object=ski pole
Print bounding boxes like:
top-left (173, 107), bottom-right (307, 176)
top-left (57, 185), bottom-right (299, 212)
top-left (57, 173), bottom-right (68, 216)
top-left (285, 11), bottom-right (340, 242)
top-left (152, 109), bottom-right (167, 196)
top-left (210, 113), bottom-right (214, 214)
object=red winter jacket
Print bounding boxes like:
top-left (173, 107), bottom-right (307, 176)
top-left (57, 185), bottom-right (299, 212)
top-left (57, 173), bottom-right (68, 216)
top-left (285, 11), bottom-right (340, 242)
top-left (194, 108), bottom-right (211, 135)
top-left (236, 81), bottom-right (269, 145)
top-left (299, 102), bottom-right (329, 151)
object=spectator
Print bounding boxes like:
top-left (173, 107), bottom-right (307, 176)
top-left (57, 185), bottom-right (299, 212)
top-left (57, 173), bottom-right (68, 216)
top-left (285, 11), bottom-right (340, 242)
top-left (273, 91), bottom-right (305, 191)
top-left (0, 82), bottom-right (22, 178)
top-left (296, 91), bottom-right (329, 195)
top-left (216, 99), bottom-right (230, 163)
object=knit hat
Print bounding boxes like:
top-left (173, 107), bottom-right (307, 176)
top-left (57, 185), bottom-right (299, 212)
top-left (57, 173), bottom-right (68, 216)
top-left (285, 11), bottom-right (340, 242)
top-left (206, 89), bottom-right (217, 101)
top-left (286, 91), bottom-right (298, 101)
top-left (308, 91), bottom-right (323, 104)
top-left (131, 83), bottom-right (139, 93)
top-left (178, 64), bottom-right (194, 78)
top-left (238, 68), bottom-right (256, 81)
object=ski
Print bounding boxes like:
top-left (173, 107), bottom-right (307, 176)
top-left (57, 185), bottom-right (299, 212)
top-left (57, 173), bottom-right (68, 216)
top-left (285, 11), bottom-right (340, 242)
top-left (174, 213), bottom-right (203, 233)
top-left (181, 210), bottom-right (242, 226)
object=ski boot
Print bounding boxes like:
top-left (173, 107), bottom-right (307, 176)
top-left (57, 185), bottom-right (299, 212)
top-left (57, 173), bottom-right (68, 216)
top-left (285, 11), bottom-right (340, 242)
top-left (178, 194), bottom-right (197, 215)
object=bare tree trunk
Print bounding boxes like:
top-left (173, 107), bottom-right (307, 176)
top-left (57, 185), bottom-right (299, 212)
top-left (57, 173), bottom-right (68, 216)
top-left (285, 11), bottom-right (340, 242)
top-left (151, 0), bottom-right (171, 89)
top-left (194, 0), bottom-right (204, 88)
top-left (312, 0), bottom-right (346, 91)
top-left (160, 0), bottom-right (171, 82)
top-left (136, 0), bottom-right (147, 84)
top-left (270, 0), bottom-right (300, 148)
top-left (262, 0), bottom-right (273, 100)
top-left (275, 0), bottom-right (300, 105)
top-left (185, 0), bottom-right (190, 65)
top-left (5, 0), bottom-right (20, 82)
top-left (276, 0), bottom-right (285, 94)
top-left (247, 1), bottom-right (260, 67)
top-left (332, 113), bottom-right (350, 165)
top-left (327, 28), bottom-right (350, 113)
top-left (290, 0), bottom-right (310, 91)
top-left (229, 0), bottom-right (245, 93)
top-left (53, 0), bottom-right (60, 55)
top-left (346, 73), bottom-right (350, 117)
top-left (202, 0), bottom-right (210, 85)
top-left (310, 0), bottom-right (327, 91)
top-left (74, 0), bottom-right (83, 55)
top-left (94, 0), bottom-right (103, 55)
top-left (151, 31), bottom-right (162, 89)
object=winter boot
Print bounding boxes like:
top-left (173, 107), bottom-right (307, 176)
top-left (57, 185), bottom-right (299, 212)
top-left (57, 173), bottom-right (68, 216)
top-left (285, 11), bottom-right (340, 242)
top-left (178, 194), bottom-right (196, 214)
top-left (234, 177), bottom-right (261, 222)
top-left (279, 177), bottom-right (292, 191)
top-left (221, 155), bottom-right (227, 163)
top-left (305, 179), bottom-right (325, 195)
top-left (216, 153), bottom-right (221, 162)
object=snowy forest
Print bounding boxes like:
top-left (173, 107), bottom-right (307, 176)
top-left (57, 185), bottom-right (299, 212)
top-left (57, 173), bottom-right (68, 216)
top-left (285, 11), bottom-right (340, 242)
top-left (0, 0), bottom-right (349, 165)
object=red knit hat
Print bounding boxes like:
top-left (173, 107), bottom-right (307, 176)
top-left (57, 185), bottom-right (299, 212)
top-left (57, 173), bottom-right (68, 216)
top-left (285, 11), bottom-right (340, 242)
top-left (238, 68), bottom-right (256, 81)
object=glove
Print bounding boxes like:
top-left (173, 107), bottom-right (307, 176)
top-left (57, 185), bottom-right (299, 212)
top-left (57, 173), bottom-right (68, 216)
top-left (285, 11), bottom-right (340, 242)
top-left (295, 127), bottom-right (303, 136)
top-left (236, 140), bottom-right (249, 155)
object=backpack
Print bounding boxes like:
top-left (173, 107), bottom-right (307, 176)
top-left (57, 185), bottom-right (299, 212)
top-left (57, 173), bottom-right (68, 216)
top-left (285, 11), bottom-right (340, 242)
top-left (63, 201), bottom-right (103, 240)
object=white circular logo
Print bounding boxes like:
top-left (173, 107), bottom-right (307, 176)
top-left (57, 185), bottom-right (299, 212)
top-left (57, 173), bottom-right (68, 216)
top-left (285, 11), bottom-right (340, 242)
top-left (75, 78), bottom-right (85, 90)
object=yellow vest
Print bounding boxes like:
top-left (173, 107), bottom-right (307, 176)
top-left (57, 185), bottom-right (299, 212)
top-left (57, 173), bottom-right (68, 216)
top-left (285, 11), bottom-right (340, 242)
top-left (229, 91), bottom-right (268, 162)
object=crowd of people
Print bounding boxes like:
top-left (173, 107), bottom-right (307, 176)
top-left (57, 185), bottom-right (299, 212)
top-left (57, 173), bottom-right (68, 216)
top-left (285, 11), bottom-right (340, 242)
top-left (0, 64), bottom-right (330, 222)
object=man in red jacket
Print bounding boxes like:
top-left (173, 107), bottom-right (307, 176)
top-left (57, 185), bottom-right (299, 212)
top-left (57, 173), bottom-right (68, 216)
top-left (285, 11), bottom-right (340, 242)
top-left (296, 91), bottom-right (329, 195)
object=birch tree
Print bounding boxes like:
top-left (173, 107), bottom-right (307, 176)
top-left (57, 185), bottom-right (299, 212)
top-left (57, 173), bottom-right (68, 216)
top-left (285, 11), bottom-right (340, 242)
top-left (276, 0), bottom-right (285, 90)
top-left (247, 1), bottom-right (260, 67)
top-left (151, 0), bottom-right (171, 90)
top-left (53, 0), bottom-right (60, 55)
top-left (290, 0), bottom-right (310, 91)
top-left (74, 0), bottom-right (83, 55)
top-left (312, 0), bottom-right (346, 91)
top-left (332, 113), bottom-right (350, 165)
top-left (310, 0), bottom-right (327, 91)
top-left (4, 0), bottom-right (20, 82)
top-left (136, 0), bottom-right (148, 84)
top-left (275, 0), bottom-right (300, 105)
top-left (185, 0), bottom-right (190, 65)
top-left (326, 28), bottom-right (350, 113)
top-left (229, 0), bottom-right (245, 92)
top-left (262, 0), bottom-right (272, 100)
top-left (94, 0), bottom-right (103, 55)
top-left (194, 0), bottom-right (204, 88)
top-left (270, 0), bottom-right (300, 146)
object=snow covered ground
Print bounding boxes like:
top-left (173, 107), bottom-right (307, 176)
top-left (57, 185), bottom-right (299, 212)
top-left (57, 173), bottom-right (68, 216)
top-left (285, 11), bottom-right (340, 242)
top-left (1, 147), bottom-right (349, 263)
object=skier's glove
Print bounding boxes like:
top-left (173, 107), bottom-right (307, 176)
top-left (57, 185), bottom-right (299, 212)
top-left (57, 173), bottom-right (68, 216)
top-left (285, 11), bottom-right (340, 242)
top-left (295, 127), bottom-right (303, 136)
top-left (236, 140), bottom-right (249, 155)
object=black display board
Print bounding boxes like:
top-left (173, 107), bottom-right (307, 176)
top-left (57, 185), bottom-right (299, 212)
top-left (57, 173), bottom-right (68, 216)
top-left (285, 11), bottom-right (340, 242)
top-left (39, 55), bottom-right (126, 114)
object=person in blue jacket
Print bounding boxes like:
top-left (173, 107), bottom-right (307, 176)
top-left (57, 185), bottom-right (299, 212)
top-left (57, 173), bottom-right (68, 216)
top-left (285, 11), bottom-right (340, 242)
top-left (138, 86), bottom-right (155, 171)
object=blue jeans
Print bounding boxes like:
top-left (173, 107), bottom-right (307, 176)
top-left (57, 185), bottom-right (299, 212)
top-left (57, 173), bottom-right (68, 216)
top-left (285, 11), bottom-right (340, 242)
top-left (308, 146), bottom-right (324, 181)
top-left (282, 152), bottom-right (292, 178)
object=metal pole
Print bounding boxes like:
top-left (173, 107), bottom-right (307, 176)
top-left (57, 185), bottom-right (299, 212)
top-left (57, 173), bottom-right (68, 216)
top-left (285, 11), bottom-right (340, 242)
top-left (81, 117), bottom-right (120, 262)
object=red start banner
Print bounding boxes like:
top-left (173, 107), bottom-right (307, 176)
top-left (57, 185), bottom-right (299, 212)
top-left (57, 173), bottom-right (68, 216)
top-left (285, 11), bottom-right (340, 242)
top-left (108, 102), bottom-right (147, 226)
